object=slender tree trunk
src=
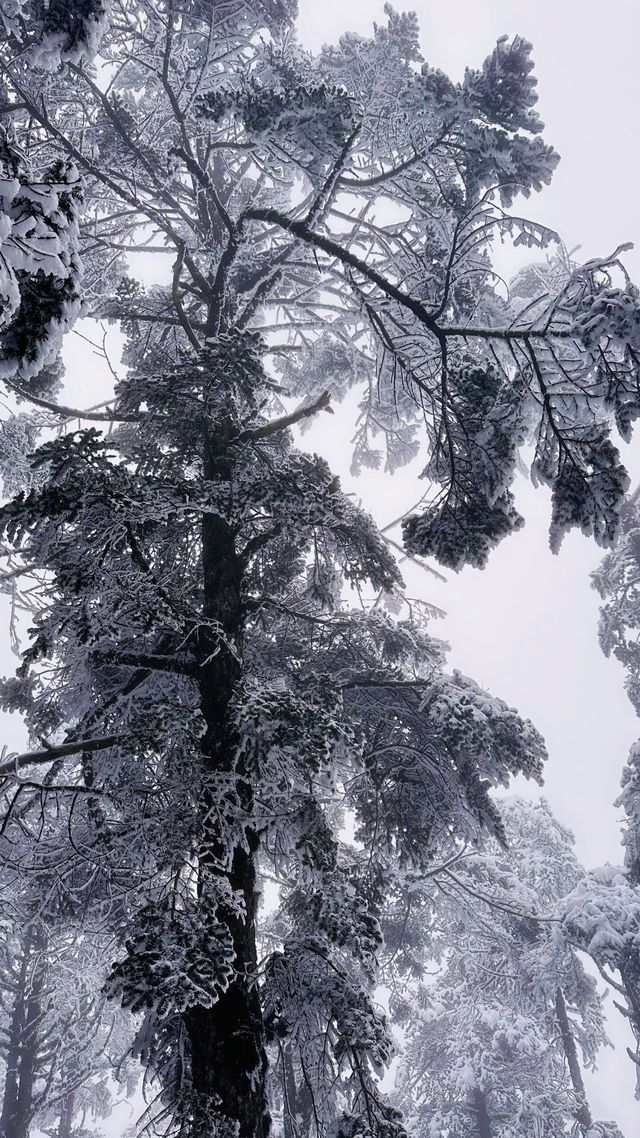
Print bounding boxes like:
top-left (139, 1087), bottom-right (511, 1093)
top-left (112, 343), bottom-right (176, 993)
top-left (183, 415), bottom-right (269, 1137)
top-left (0, 946), bottom-right (29, 1138)
top-left (282, 1045), bottom-right (315, 1138)
top-left (14, 938), bottom-right (45, 1138)
top-left (282, 1046), bottom-right (297, 1138)
top-left (554, 986), bottom-right (593, 1132)
top-left (468, 1086), bottom-right (493, 1138)
top-left (57, 1091), bottom-right (75, 1138)
top-left (0, 930), bottom-right (44, 1138)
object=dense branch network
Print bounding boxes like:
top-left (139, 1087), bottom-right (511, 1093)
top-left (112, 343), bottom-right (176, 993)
top-left (0, 4), bottom-right (635, 1138)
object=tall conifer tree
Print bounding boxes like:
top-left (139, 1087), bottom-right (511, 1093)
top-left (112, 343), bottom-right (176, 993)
top-left (0, 4), bottom-right (639, 1135)
top-left (394, 799), bottom-right (624, 1138)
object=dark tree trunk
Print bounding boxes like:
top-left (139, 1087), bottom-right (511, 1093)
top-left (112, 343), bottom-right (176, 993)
top-left (14, 940), bottom-right (45, 1138)
top-left (57, 1091), bottom-right (75, 1138)
top-left (184, 837), bottom-right (267, 1137)
top-left (182, 416), bottom-right (269, 1137)
top-left (0, 946), bottom-right (29, 1138)
top-left (554, 986), bottom-right (593, 1132)
top-left (468, 1086), bottom-right (493, 1138)
top-left (282, 1045), bottom-right (316, 1138)
top-left (282, 1046), bottom-right (297, 1138)
top-left (0, 930), bottom-right (45, 1138)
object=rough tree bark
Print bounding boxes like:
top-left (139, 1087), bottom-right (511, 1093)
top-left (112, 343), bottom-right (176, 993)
top-left (0, 930), bottom-right (45, 1138)
top-left (57, 1091), bottom-right (75, 1138)
top-left (468, 1086), bottom-right (493, 1138)
top-left (183, 406), bottom-right (269, 1136)
top-left (0, 943), bottom-right (29, 1138)
top-left (282, 1045), bottom-right (315, 1138)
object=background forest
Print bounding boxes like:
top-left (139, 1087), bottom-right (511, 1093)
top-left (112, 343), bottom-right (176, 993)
top-left (0, 2), bottom-right (638, 1137)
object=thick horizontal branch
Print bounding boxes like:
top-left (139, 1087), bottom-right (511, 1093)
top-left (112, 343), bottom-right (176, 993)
top-left (0, 734), bottom-right (125, 781)
top-left (103, 309), bottom-right (204, 329)
top-left (243, 207), bottom-right (443, 339)
top-left (92, 649), bottom-right (197, 676)
top-left (237, 390), bottom-right (332, 442)
top-left (3, 376), bottom-right (138, 423)
top-left (440, 323), bottom-right (573, 342)
top-left (340, 677), bottom-right (430, 690)
top-left (243, 208), bottom-right (576, 348)
top-left (337, 148), bottom-right (428, 189)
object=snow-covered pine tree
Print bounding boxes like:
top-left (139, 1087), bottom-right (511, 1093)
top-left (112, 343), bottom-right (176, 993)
top-left (562, 864), bottom-right (640, 1097)
top-left (393, 798), bottom-right (624, 1138)
top-left (594, 490), bottom-right (640, 727)
top-left (0, 920), bottom-right (132, 1138)
top-left (0, 0), bottom-right (112, 68)
top-left (0, 822), bottom-right (136, 1138)
top-left (0, 4), bottom-right (639, 1136)
top-left (256, 671), bottom-right (548, 1138)
top-left (0, 922), bottom-right (49, 1138)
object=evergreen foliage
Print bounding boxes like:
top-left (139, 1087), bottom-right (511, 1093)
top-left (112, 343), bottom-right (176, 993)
top-left (572, 493), bottom-right (640, 1085)
top-left (393, 799), bottom-right (622, 1138)
top-left (0, 4), bottom-right (636, 1136)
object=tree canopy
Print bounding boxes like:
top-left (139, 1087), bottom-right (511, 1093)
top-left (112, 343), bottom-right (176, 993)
top-left (0, 4), bottom-right (637, 1137)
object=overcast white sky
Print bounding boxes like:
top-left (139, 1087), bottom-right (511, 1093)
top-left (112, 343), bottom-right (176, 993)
top-left (295, 0), bottom-right (640, 1127)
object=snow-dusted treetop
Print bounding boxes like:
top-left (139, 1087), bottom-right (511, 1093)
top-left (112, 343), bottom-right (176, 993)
top-left (0, 4), bottom-right (638, 1137)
